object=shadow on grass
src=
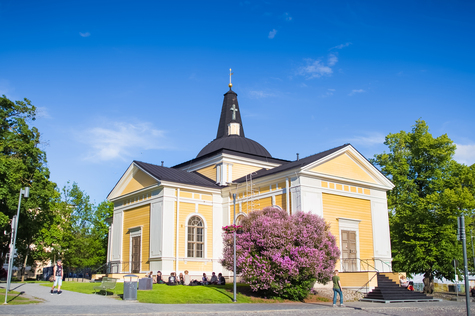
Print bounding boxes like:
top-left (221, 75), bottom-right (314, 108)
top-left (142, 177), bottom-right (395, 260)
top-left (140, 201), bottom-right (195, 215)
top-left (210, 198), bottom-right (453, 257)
top-left (4, 291), bottom-right (26, 303)
top-left (207, 285), bottom-right (236, 302)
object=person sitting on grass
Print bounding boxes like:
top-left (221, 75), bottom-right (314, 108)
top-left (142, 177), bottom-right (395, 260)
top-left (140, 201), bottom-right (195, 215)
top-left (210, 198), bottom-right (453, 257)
top-left (217, 273), bottom-right (225, 285)
top-left (184, 270), bottom-right (191, 285)
top-left (167, 272), bottom-right (177, 285)
top-left (155, 271), bottom-right (164, 284)
top-left (146, 271), bottom-right (153, 278)
top-left (202, 273), bottom-right (209, 285)
top-left (179, 273), bottom-right (184, 285)
top-left (209, 272), bottom-right (218, 285)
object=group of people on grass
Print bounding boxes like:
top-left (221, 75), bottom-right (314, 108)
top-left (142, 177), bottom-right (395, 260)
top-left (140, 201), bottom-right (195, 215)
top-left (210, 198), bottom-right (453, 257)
top-left (145, 270), bottom-right (226, 286)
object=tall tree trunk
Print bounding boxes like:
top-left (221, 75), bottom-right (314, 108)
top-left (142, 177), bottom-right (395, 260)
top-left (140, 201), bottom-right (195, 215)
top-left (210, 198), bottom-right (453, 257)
top-left (423, 270), bottom-right (434, 294)
top-left (21, 247), bottom-right (30, 282)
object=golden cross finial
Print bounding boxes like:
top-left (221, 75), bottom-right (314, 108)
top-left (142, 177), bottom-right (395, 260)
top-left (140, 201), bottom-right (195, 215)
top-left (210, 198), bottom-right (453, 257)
top-left (229, 68), bottom-right (233, 88)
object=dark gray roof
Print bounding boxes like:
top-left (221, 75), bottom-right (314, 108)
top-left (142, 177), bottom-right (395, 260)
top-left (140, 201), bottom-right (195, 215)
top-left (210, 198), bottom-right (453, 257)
top-left (197, 135), bottom-right (271, 158)
top-left (216, 88), bottom-right (245, 138)
top-left (196, 87), bottom-right (272, 159)
top-left (173, 148), bottom-right (289, 170)
top-left (134, 160), bottom-right (220, 189)
top-left (233, 144), bottom-right (351, 183)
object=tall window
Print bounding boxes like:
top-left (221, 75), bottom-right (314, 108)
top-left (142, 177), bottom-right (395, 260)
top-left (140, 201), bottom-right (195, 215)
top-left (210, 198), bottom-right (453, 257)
top-left (187, 216), bottom-right (204, 258)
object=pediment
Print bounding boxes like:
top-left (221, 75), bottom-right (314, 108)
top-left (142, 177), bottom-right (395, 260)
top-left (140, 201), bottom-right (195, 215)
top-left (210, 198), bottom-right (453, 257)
top-left (304, 146), bottom-right (394, 189)
top-left (108, 163), bottom-right (159, 200)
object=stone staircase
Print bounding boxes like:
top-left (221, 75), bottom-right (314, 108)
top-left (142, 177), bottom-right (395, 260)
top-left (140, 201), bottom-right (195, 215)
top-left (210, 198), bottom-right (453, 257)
top-left (361, 273), bottom-right (440, 303)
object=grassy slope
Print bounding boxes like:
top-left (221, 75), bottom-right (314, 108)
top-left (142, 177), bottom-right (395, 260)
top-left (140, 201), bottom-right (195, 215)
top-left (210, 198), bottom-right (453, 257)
top-left (39, 282), bottom-right (288, 304)
top-left (39, 282), bottom-right (330, 304)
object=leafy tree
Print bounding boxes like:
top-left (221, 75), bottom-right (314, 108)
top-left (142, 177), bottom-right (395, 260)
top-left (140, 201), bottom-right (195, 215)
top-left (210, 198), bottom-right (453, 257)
top-left (0, 95), bottom-right (57, 279)
top-left (372, 119), bottom-right (475, 292)
top-left (220, 207), bottom-right (340, 301)
top-left (39, 182), bottom-right (113, 270)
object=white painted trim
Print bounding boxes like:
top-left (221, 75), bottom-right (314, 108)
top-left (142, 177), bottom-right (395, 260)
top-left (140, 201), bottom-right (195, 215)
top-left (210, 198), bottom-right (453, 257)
top-left (337, 218), bottom-right (361, 272)
top-left (302, 146), bottom-right (394, 189)
top-left (128, 227), bottom-right (143, 274)
top-left (176, 188), bottom-right (180, 274)
top-left (184, 213), bottom-right (208, 259)
top-left (286, 178), bottom-right (290, 214)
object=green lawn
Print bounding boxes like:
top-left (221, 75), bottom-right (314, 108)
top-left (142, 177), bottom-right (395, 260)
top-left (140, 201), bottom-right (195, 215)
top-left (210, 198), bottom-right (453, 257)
top-left (40, 282), bottom-right (290, 304)
top-left (0, 289), bottom-right (43, 305)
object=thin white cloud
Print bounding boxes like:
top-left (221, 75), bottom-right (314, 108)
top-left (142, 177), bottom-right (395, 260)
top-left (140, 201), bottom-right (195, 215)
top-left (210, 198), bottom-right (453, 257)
top-left (321, 88), bottom-right (335, 97)
top-left (454, 144), bottom-right (475, 165)
top-left (327, 53), bottom-right (338, 66)
top-left (79, 32), bottom-right (91, 37)
top-left (348, 133), bottom-right (385, 147)
top-left (268, 29), bottom-right (277, 39)
top-left (349, 89), bottom-right (365, 96)
top-left (329, 42), bottom-right (352, 50)
top-left (249, 90), bottom-right (276, 99)
top-left (81, 122), bottom-right (166, 162)
top-left (298, 55), bottom-right (337, 79)
top-left (284, 12), bottom-right (292, 21)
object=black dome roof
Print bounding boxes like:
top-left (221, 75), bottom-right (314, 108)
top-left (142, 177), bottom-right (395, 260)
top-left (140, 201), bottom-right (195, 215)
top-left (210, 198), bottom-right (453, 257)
top-left (197, 135), bottom-right (271, 158)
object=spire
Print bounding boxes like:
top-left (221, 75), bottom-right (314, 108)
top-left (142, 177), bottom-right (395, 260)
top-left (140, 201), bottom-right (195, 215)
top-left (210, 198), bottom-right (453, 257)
top-left (216, 70), bottom-right (245, 139)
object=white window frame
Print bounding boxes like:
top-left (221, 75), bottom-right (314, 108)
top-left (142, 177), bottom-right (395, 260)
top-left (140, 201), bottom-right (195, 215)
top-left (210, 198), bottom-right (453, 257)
top-left (128, 226), bottom-right (142, 273)
top-left (337, 217), bottom-right (361, 272)
top-left (184, 214), bottom-right (208, 259)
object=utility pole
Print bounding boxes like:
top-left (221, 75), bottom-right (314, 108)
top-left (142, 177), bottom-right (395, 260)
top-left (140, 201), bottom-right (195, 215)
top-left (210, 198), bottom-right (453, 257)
top-left (4, 187), bottom-right (29, 305)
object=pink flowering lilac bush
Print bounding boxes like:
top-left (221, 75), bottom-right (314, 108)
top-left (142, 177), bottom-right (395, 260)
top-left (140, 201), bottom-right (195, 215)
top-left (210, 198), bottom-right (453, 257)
top-left (220, 207), bottom-right (340, 301)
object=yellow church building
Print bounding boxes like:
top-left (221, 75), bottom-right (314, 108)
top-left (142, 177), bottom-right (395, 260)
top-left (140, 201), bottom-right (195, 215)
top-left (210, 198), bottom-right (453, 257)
top-left (106, 80), bottom-right (395, 289)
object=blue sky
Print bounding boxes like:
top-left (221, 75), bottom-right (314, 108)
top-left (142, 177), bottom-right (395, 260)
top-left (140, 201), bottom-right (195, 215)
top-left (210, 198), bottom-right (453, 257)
top-left (1, 0), bottom-right (474, 203)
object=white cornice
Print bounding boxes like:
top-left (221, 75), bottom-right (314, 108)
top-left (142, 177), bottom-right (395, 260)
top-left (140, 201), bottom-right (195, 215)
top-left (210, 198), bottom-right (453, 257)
top-left (158, 181), bottom-right (222, 194)
top-left (178, 152), bottom-right (282, 173)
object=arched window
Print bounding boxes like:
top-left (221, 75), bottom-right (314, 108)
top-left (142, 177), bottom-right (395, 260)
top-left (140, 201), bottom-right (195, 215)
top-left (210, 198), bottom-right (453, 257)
top-left (235, 214), bottom-right (245, 225)
top-left (187, 216), bottom-right (204, 258)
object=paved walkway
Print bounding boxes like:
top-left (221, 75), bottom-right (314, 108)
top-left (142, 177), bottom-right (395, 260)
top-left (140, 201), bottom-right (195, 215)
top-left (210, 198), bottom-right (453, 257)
top-left (1, 283), bottom-right (475, 315)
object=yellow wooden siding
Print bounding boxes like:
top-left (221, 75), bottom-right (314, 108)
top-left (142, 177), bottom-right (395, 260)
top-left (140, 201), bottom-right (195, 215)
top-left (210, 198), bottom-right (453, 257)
top-left (178, 261), bottom-right (212, 272)
top-left (311, 153), bottom-right (377, 184)
top-left (121, 169), bottom-right (157, 196)
top-left (196, 165), bottom-right (216, 181)
top-left (339, 272), bottom-right (377, 288)
top-left (260, 186), bottom-right (270, 194)
top-left (201, 194), bottom-right (212, 201)
top-left (178, 202), bottom-right (195, 257)
top-left (364, 189), bottom-right (370, 195)
top-left (122, 204), bottom-right (150, 272)
top-left (322, 181), bottom-right (328, 188)
top-left (198, 204), bottom-right (213, 258)
top-left (180, 191), bottom-right (193, 199)
top-left (322, 193), bottom-right (374, 261)
top-left (278, 182), bottom-right (286, 189)
top-left (336, 184), bottom-right (342, 190)
top-left (231, 163), bottom-right (262, 181)
top-left (274, 194), bottom-right (287, 210)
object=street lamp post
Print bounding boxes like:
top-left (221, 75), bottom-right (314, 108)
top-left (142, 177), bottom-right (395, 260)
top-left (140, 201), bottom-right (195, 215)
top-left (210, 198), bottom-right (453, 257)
top-left (4, 187), bottom-right (29, 305)
top-left (471, 229), bottom-right (475, 273)
top-left (233, 193), bottom-right (237, 303)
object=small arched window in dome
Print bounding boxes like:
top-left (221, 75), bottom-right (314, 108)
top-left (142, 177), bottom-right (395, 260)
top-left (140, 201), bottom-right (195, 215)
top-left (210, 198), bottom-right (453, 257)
top-left (187, 216), bottom-right (204, 258)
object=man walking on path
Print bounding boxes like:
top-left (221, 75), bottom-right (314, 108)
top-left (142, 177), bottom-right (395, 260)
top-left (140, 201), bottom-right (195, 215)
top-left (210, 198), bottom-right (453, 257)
top-left (332, 269), bottom-right (344, 307)
top-left (51, 259), bottom-right (64, 295)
